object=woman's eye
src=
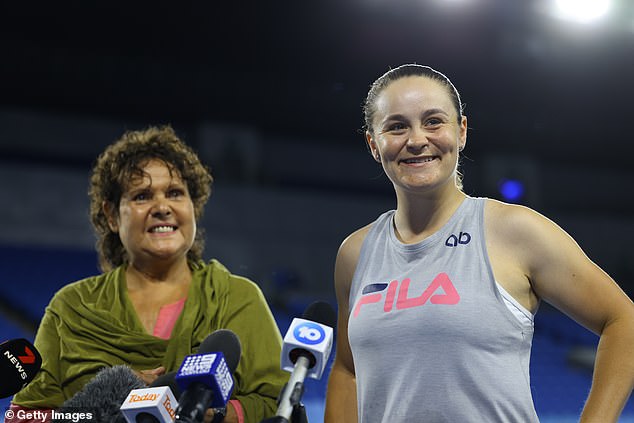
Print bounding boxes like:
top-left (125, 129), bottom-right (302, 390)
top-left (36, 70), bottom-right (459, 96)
top-left (132, 192), bottom-right (149, 201)
top-left (167, 189), bottom-right (184, 198)
top-left (387, 123), bottom-right (407, 132)
top-left (425, 117), bottom-right (443, 127)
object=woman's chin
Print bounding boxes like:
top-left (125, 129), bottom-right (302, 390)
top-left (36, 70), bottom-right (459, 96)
top-left (139, 247), bottom-right (189, 264)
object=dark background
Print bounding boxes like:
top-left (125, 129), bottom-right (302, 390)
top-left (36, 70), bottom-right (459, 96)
top-left (3, 0), bottom-right (634, 175)
top-left (1, 1), bottom-right (633, 418)
top-left (2, 0), bottom-right (633, 288)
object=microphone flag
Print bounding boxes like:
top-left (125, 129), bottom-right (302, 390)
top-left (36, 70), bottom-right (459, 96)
top-left (0, 338), bottom-right (43, 398)
top-left (175, 352), bottom-right (234, 409)
top-left (120, 386), bottom-right (178, 423)
top-left (281, 317), bottom-right (334, 380)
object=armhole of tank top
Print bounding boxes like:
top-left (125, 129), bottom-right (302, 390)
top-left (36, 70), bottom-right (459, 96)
top-left (478, 197), bottom-right (535, 330)
top-left (495, 281), bottom-right (535, 328)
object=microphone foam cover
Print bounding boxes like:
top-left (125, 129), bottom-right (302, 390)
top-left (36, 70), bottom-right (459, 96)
top-left (52, 365), bottom-right (144, 423)
top-left (198, 329), bottom-right (242, 373)
top-left (149, 370), bottom-right (181, 398)
top-left (302, 301), bottom-right (336, 328)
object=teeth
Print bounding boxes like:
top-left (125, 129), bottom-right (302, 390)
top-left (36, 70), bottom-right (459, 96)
top-left (404, 157), bottom-right (434, 163)
top-left (151, 226), bottom-right (175, 233)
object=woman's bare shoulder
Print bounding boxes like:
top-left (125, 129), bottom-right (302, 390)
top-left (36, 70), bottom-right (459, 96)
top-left (334, 223), bottom-right (373, 295)
top-left (483, 198), bottom-right (551, 241)
top-left (339, 224), bottom-right (372, 257)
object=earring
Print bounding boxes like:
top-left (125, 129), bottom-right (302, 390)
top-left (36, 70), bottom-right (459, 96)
top-left (375, 153), bottom-right (381, 162)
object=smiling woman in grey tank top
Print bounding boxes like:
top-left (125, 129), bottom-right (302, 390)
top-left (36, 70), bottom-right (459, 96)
top-left (324, 64), bottom-right (634, 423)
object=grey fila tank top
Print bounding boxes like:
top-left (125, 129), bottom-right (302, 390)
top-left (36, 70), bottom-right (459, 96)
top-left (348, 197), bottom-right (539, 423)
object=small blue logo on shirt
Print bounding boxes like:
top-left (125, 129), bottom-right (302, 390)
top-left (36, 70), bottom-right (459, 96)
top-left (293, 322), bottom-right (326, 345)
top-left (445, 232), bottom-right (471, 247)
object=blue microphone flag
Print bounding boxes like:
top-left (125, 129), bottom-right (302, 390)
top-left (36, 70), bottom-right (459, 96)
top-left (175, 352), bottom-right (234, 408)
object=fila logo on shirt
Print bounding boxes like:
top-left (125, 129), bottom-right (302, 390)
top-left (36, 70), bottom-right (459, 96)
top-left (353, 273), bottom-right (460, 318)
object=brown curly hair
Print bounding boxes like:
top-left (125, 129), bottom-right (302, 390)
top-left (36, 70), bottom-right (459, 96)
top-left (89, 125), bottom-right (213, 271)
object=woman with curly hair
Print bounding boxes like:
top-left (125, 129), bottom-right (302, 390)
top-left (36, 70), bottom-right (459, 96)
top-left (9, 126), bottom-right (287, 423)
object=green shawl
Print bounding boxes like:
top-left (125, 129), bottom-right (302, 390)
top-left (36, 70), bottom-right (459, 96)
top-left (13, 259), bottom-right (288, 422)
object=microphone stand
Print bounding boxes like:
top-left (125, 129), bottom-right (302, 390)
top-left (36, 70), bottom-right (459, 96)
top-left (260, 356), bottom-right (310, 423)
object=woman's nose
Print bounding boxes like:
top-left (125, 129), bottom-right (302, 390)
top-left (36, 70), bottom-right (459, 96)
top-left (151, 198), bottom-right (172, 217)
top-left (406, 127), bottom-right (429, 151)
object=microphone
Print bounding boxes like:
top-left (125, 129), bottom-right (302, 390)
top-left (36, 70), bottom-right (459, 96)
top-left (174, 329), bottom-right (242, 423)
top-left (0, 338), bottom-right (42, 398)
top-left (120, 385), bottom-right (178, 423)
top-left (150, 371), bottom-right (181, 394)
top-left (275, 301), bottom-right (336, 422)
top-left (52, 365), bottom-right (145, 423)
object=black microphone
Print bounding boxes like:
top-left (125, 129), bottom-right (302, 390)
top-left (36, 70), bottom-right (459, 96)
top-left (150, 371), bottom-right (181, 394)
top-left (0, 338), bottom-right (42, 398)
top-left (267, 301), bottom-right (336, 423)
top-left (52, 365), bottom-right (145, 423)
top-left (174, 329), bottom-right (242, 423)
